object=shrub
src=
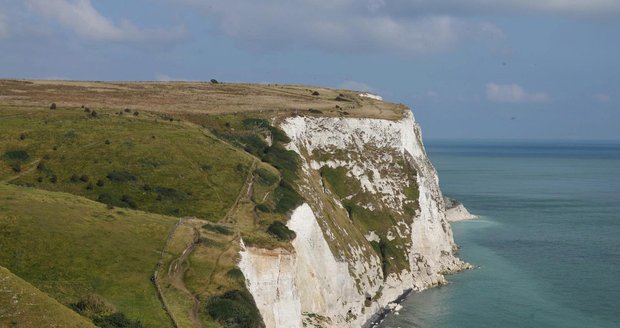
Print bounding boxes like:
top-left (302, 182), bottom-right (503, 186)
top-left (262, 145), bottom-right (299, 181)
top-left (79, 175), bottom-right (89, 183)
top-left (271, 181), bottom-right (303, 214)
top-left (36, 162), bottom-right (48, 172)
top-left (50, 103), bottom-right (56, 110)
top-left (86, 182), bottom-right (94, 190)
top-left (120, 195), bottom-right (137, 209)
top-left (255, 204), bottom-right (270, 212)
top-left (90, 110), bottom-right (98, 118)
top-left (3, 150), bottom-right (29, 162)
top-left (50, 175), bottom-right (58, 183)
top-left (10, 162), bottom-right (21, 173)
top-left (70, 174), bottom-right (80, 183)
top-left (267, 221), bottom-right (296, 241)
top-left (199, 237), bottom-right (224, 248)
top-left (84, 108), bottom-right (91, 113)
top-left (142, 184), bottom-right (152, 191)
top-left (308, 108), bottom-right (322, 114)
top-left (124, 108), bottom-right (131, 113)
top-left (235, 163), bottom-right (247, 173)
top-left (201, 164), bottom-right (211, 171)
top-left (205, 290), bottom-right (263, 328)
top-left (226, 268), bottom-right (245, 281)
top-left (97, 193), bottom-right (115, 205)
top-left (19, 133), bottom-right (26, 140)
top-left (92, 312), bottom-right (144, 328)
top-left (154, 186), bottom-right (187, 200)
top-left (96, 179), bottom-right (105, 187)
top-left (210, 79), bottom-right (219, 84)
top-left (106, 171), bottom-right (137, 183)
top-left (255, 168), bottom-right (278, 186)
top-left (312, 91), bottom-right (320, 96)
top-left (335, 95), bottom-right (352, 102)
top-left (133, 111), bottom-right (139, 116)
top-left (105, 139), bottom-right (111, 145)
top-left (203, 223), bottom-right (234, 236)
top-left (242, 118), bottom-right (270, 129)
top-left (70, 294), bottom-right (116, 318)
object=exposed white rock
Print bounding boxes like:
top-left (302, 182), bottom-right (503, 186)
top-left (365, 231), bottom-right (381, 243)
top-left (444, 197), bottom-right (477, 222)
top-left (359, 92), bottom-right (384, 101)
top-left (239, 110), bottom-right (470, 328)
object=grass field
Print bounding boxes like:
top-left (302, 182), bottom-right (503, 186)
top-left (0, 106), bottom-right (251, 221)
top-left (0, 265), bottom-right (96, 328)
top-left (0, 183), bottom-right (176, 327)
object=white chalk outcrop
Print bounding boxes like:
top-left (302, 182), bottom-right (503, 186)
top-left (444, 197), bottom-right (477, 222)
top-left (239, 110), bottom-right (471, 328)
top-left (359, 92), bottom-right (383, 101)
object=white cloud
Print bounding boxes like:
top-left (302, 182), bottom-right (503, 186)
top-left (339, 81), bottom-right (374, 92)
top-left (426, 90), bottom-right (438, 97)
top-left (593, 93), bottom-right (611, 103)
top-left (486, 83), bottom-right (550, 103)
top-left (376, 0), bottom-right (620, 18)
top-left (155, 74), bottom-right (196, 82)
top-left (25, 0), bottom-right (185, 42)
top-left (182, 0), bottom-right (503, 55)
top-left (0, 14), bottom-right (8, 39)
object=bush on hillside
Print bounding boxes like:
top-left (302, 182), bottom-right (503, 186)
top-left (203, 223), bottom-right (234, 236)
top-left (255, 168), bottom-right (279, 186)
top-left (70, 294), bottom-right (116, 318)
top-left (93, 312), bottom-right (144, 328)
top-left (271, 180), bottom-right (303, 214)
top-left (106, 171), bottom-right (137, 183)
top-left (267, 221), bottom-right (296, 241)
top-left (3, 150), bottom-right (29, 162)
top-left (10, 163), bottom-right (21, 172)
top-left (205, 290), bottom-right (263, 328)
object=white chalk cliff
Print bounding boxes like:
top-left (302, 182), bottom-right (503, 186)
top-left (239, 110), bottom-right (471, 328)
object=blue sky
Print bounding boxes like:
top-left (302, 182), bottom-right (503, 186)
top-left (1, 0), bottom-right (618, 140)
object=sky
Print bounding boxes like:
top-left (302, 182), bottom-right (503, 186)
top-left (0, 0), bottom-right (619, 141)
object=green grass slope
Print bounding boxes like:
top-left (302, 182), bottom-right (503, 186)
top-left (0, 183), bottom-right (177, 327)
top-left (0, 265), bottom-right (95, 328)
top-left (0, 106), bottom-right (251, 221)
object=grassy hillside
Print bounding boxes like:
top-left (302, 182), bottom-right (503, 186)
top-left (0, 106), bottom-right (251, 221)
top-left (0, 183), bottom-right (176, 327)
top-left (0, 265), bottom-right (96, 328)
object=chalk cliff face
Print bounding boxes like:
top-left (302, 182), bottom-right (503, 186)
top-left (239, 110), bottom-right (470, 328)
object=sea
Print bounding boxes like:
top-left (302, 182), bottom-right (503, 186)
top-left (379, 140), bottom-right (620, 328)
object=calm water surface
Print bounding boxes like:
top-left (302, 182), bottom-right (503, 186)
top-left (379, 141), bottom-right (620, 328)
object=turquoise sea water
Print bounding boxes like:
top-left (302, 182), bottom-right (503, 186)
top-left (379, 141), bottom-right (620, 328)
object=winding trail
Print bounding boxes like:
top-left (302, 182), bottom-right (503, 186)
top-left (154, 159), bottom-right (258, 327)
top-left (220, 160), bottom-right (257, 224)
top-left (153, 218), bottom-right (183, 328)
top-left (166, 224), bottom-right (202, 328)
top-left (1, 159), bottom-right (41, 184)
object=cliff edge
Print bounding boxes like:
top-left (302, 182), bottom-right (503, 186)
top-left (240, 109), bottom-right (471, 328)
